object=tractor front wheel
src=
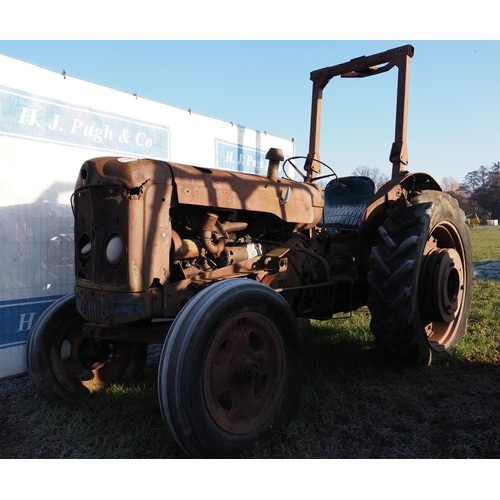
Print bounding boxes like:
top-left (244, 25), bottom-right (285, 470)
top-left (27, 294), bottom-right (148, 400)
top-left (158, 279), bottom-right (303, 458)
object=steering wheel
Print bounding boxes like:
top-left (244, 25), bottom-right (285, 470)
top-left (282, 156), bottom-right (339, 190)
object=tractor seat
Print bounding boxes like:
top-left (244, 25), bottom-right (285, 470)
top-left (319, 176), bottom-right (376, 230)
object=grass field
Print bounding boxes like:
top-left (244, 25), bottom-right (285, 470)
top-left (2, 226), bottom-right (500, 459)
top-left (470, 224), bottom-right (500, 262)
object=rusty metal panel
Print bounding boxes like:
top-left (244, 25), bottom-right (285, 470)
top-left (75, 285), bottom-right (154, 325)
top-left (168, 161), bottom-right (324, 227)
top-left (75, 157), bottom-right (173, 192)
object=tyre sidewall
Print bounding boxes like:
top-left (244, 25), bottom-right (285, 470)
top-left (27, 294), bottom-right (82, 400)
top-left (159, 279), bottom-right (303, 458)
top-left (412, 191), bottom-right (472, 363)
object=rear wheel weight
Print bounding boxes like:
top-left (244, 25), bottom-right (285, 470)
top-left (367, 191), bottom-right (472, 364)
top-left (158, 279), bottom-right (303, 458)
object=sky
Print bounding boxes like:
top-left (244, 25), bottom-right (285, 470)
top-left (1, 4), bottom-right (498, 488)
top-left (1, 10), bottom-right (499, 189)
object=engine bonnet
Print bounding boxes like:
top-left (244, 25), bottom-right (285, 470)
top-left (75, 157), bottom-right (324, 229)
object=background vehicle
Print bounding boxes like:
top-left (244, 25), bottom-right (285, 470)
top-left (27, 45), bottom-right (472, 458)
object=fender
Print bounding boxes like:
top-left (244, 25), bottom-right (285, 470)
top-left (363, 171), bottom-right (442, 224)
top-left (357, 172), bottom-right (442, 278)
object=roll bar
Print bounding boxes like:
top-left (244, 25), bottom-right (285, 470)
top-left (305, 44), bottom-right (414, 181)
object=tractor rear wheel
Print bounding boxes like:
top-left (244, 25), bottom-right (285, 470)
top-left (367, 191), bottom-right (472, 364)
top-left (27, 294), bottom-right (148, 400)
top-left (158, 279), bottom-right (303, 458)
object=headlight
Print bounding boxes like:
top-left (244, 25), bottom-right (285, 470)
top-left (106, 235), bottom-right (124, 264)
top-left (81, 242), bottom-right (92, 254)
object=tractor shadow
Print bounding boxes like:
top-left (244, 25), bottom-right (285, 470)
top-left (12, 319), bottom-right (500, 459)
top-left (258, 315), bottom-right (500, 459)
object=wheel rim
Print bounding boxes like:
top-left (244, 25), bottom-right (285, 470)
top-left (50, 321), bottom-right (133, 393)
top-left (419, 221), bottom-right (467, 350)
top-left (203, 312), bottom-right (286, 435)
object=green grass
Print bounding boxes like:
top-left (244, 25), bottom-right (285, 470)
top-left (7, 346), bottom-right (184, 459)
top-left (470, 225), bottom-right (500, 263)
top-left (3, 225), bottom-right (500, 459)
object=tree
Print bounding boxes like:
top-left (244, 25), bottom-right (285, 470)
top-left (457, 162), bottom-right (500, 220)
top-left (462, 170), bottom-right (481, 193)
top-left (352, 166), bottom-right (389, 190)
top-left (442, 176), bottom-right (460, 193)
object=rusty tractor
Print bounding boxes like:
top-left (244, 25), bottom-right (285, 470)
top-left (27, 45), bottom-right (472, 458)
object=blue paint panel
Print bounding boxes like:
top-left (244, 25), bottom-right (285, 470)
top-left (0, 85), bottom-right (170, 159)
top-left (215, 139), bottom-right (268, 174)
top-left (0, 295), bottom-right (64, 349)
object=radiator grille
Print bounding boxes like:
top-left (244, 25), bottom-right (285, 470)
top-left (85, 297), bottom-right (102, 323)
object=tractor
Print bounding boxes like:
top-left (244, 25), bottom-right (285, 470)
top-left (27, 44), bottom-right (472, 458)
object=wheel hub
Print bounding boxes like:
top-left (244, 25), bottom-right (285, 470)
top-left (421, 246), bottom-right (464, 324)
top-left (243, 361), bottom-right (261, 382)
top-left (203, 312), bottom-right (286, 435)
